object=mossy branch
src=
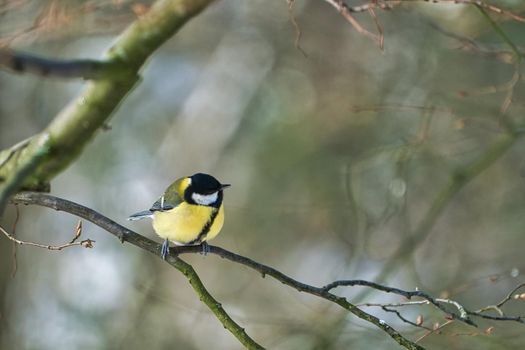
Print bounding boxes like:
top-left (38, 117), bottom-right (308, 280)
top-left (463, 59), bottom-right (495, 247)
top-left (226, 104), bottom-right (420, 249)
top-left (11, 192), bottom-right (265, 350)
top-left (10, 192), bottom-right (525, 347)
top-left (11, 192), bottom-right (425, 350)
top-left (167, 257), bottom-right (265, 350)
top-left (0, 0), bottom-right (216, 213)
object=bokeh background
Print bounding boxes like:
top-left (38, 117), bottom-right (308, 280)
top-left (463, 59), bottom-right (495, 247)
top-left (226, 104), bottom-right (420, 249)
top-left (1, 0), bottom-right (525, 349)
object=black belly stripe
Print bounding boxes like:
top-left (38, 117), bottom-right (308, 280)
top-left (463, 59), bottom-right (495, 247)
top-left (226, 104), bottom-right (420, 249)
top-left (188, 207), bottom-right (219, 245)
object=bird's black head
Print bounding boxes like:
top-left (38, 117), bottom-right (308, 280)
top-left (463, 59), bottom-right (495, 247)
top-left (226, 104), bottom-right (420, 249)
top-left (185, 173), bottom-right (230, 207)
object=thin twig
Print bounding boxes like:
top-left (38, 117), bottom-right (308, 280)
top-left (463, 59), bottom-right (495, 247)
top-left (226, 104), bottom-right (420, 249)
top-left (358, 300), bottom-right (430, 308)
top-left (496, 283), bottom-right (525, 308)
top-left (476, 282), bottom-right (525, 316)
top-left (367, 7), bottom-right (384, 50)
top-left (382, 306), bottom-right (433, 330)
top-left (321, 0), bottom-right (525, 49)
top-left (329, 0), bottom-right (395, 13)
top-left (416, 319), bottom-right (454, 343)
top-left (0, 223), bottom-right (94, 250)
top-left (322, 0), bottom-right (380, 43)
top-left (322, 0), bottom-right (525, 24)
top-left (10, 204), bottom-right (20, 278)
top-left (287, 0), bottom-right (307, 57)
top-left (322, 279), bottom-right (476, 325)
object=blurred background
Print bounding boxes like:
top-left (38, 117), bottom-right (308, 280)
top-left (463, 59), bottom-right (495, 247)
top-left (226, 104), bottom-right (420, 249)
top-left (1, 0), bottom-right (525, 349)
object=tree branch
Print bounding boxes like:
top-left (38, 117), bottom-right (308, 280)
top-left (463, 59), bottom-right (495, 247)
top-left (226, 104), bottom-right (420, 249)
top-left (10, 192), bottom-right (263, 350)
top-left (0, 49), bottom-right (131, 79)
top-left (0, 221), bottom-right (94, 250)
top-left (321, 0), bottom-right (525, 48)
top-left (13, 192), bottom-right (525, 346)
top-left (11, 191), bottom-right (424, 350)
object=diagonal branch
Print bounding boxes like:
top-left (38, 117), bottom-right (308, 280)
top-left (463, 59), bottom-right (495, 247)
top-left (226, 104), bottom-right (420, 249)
top-left (9, 192), bottom-right (263, 350)
top-left (12, 192), bottom-right (525, 346)
top-left (164, 254), bottom-right (264, 350)
top-left (0, 0), bottom-right (217, 214)
top-left (11, 191), bottom-right (425, 350)
top-left (0, 49), bottom-right (131, 79)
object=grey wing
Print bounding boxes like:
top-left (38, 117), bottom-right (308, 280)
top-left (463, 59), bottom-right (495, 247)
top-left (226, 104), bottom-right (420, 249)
top-left (128, 210), bottom-right (154, 221)
top-left (127, 196), bottom-right (177, 221)
top-left (128, 188), bottom-right (180, 221)
top-left (149, 197), bottom-right (175, 212)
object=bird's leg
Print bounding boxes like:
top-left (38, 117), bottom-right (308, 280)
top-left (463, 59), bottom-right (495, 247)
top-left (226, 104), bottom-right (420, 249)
top-left (200, 241), bottom-right (210, 256)
top-left (161, 239), bottom-right (170, 260)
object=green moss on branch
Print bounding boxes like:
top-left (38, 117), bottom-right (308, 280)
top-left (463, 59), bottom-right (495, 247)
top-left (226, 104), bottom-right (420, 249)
top-left (0, 0), bottom-right (216, 212)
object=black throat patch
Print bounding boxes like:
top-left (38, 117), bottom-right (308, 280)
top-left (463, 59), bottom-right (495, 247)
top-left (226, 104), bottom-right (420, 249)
top-left (188, 207), bottom-right (220, 245)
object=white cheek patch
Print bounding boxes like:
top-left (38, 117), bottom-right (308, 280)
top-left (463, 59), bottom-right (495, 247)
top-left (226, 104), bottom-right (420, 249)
top-left (192, 192), bottom-right (218, 206)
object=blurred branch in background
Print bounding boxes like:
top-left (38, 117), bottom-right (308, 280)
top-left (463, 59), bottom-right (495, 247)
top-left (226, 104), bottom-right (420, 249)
top-left (350, 2), bottom-right (525, 300)
top-left (0, 49), bottom-right (131, 79)
top-left (0, 0), bottom-right (147, 47)
top-left (371, 130), bottom-right (521, 284)
top-left (319, 0), bottom-right (525, 49)
top-left (0, 0), bottom-right (215, 214)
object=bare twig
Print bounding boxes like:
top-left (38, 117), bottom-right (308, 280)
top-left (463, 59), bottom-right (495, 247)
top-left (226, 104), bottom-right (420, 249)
top-left (0, 223), bottom-right (94, 250)
top-left (367, 7), bottom-right (384, 50)
top-left (323, 279), bottom-right (477, 325)
top-left (349, 281), bottom-right (525, 325)
top-left (286, 0), bottom-right (307, 57)
top-left (321, 0), bottom-right (525, 49)
top-left (382, 306), bottom-right (433, 330)
top-left (430, 23), bottom-right (519, 65)
top-left (496, 283), bottom-right (525, 308)
top-left (322, 0), bottom-right (381, 43)
top-left (367, 0), bottom-right (525, 24)
top-left (11, 204), bottom-right (20, 278)
top-left (416, 319), bottom-right (454, 343)
top-left (70, 220), bottom-right (82, 244)
top-left (476, 282), bottom-right (525, 316)
top-left (327, 0), bottom-right (395, 13)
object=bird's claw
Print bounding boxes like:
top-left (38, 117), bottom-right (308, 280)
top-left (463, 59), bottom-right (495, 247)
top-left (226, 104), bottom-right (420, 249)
top-left (161, 239), bottom-right (170, 260)
top-left (200, 241), bottom-right (210, 256)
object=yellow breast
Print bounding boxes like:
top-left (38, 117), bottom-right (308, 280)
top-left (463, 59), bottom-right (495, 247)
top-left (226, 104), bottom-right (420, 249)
top-left (152, 202), bottom-right (224, 245)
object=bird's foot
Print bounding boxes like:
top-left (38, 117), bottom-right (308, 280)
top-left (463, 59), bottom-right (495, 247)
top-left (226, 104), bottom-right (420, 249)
top-left (161, 239), bottom-right (170, 260)
top-left (200, 241), bottom-right (210, 256)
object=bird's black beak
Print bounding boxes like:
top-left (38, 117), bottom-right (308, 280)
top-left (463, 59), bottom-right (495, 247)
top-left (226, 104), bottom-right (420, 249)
top-left (220, 184), bottom-right (231, 190)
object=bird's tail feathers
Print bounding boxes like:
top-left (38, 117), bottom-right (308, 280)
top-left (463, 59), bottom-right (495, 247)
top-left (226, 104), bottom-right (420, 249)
top-left (127, 211), bottom-right (154, 221)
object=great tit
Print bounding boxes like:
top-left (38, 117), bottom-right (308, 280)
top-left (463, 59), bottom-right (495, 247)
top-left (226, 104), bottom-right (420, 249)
top-left (128, 173), bottom-right (230, 259)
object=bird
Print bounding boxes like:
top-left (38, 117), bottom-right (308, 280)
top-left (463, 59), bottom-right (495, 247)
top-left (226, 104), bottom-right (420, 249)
top-left (128, 173), bottom-right (230, 259)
